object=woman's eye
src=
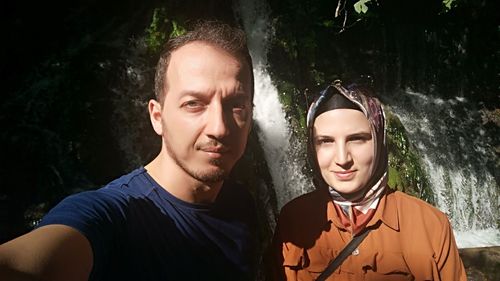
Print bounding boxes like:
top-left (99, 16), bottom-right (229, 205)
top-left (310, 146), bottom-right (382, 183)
top-left (349, 134), bottom-right (371, 143)
top-left (316, 138), bottom-right (333, 145)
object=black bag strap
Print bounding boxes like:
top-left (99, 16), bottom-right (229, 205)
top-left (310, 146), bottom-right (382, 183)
top-left (315, 229), bottom-right (372, 281)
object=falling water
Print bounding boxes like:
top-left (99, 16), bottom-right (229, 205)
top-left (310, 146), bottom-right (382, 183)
top-left (235, 0), bottom-right (313, 209)
top-left (235, 1), bottom-right (498, 249)
top-left (386, 90), bottom-right (500, 248)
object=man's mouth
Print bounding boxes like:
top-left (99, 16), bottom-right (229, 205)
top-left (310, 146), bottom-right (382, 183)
top-left (201, 146), bottom-right (229, 153)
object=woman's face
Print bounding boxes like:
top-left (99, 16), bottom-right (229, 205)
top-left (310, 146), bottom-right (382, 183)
top-left (314, 108), bottom-right (375, 195)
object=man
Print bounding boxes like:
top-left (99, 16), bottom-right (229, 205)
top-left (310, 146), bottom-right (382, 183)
top-left (0, 21), bottom-right (257, 281)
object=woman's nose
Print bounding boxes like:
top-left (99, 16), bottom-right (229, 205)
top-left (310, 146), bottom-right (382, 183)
top-left (334, 143), bottom-right (352, 166)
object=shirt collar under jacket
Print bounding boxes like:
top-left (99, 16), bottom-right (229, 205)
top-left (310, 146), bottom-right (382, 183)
top-left (324, 188), bottom-right (400, 233)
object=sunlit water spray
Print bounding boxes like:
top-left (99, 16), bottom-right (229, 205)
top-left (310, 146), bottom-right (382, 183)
top-left (386, 90), bottom-right (499, 248)
top-left (235, 0), bottom-right (313, 209)
top-left (236, 0), bottom-right (498, 249)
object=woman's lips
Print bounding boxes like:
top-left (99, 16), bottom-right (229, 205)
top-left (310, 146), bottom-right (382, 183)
top-left (333, 170), bottom-right (355, 180)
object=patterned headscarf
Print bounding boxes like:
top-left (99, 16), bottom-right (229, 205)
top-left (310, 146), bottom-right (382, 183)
top-left (307, 80), bottom-right (388, 233)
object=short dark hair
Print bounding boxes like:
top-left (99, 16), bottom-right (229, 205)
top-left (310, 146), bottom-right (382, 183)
top-left (154, 20), bottom-right (254, 104)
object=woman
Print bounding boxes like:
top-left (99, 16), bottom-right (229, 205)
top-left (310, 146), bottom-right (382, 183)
top-left (271, 81), bottom-right (466, 280)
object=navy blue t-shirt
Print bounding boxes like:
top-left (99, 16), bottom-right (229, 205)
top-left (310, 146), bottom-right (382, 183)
top-left (38, 167), bottom-right (257, 281)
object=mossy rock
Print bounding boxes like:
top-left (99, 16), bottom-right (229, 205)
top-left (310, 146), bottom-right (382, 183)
top-left (386, 109), bottom-right (435, 204)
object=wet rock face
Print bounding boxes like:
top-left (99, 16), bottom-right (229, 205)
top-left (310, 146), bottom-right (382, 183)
top-left (459, 246), bottom-right (500, 281)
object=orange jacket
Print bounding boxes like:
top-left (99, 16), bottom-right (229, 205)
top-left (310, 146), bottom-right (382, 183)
top-left (271, 188), bottom-right (466, 281)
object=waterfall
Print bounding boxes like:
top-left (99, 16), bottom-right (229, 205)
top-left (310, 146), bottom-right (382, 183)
top-left (235, 0), bottom-right (313, 209)
top-left (235, 0), bottom-right (498, 249)
top-left (386, 90), bottom-right (500, 248)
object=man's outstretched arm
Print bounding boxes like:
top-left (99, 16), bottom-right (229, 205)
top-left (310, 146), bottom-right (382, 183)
top-left (0, 224), bottom-right (93, 281)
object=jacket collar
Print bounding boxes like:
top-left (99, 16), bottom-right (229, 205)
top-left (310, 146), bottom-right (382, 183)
top-left (325, 188), bottom-right (400, 232)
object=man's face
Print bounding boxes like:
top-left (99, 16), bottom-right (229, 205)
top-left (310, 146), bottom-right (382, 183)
top-left (314, 109), bottom-right (374, 195)
top-left (154, 42), bottom-right (252, 183)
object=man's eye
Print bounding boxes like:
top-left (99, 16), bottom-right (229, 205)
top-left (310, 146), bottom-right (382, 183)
top-left (232, 103), bottom-right (247, 111)
top-left (182, 100), bottom-right (204, 109)
top-left (227, 99), bottom-right (248, 109)
top-left (228, 101), bottom-right (250, 118)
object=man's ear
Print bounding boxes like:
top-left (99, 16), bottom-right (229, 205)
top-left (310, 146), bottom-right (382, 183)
top-left (148, 99), bottom-right (163, 136)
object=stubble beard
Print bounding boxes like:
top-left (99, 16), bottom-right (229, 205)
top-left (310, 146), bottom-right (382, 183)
top-left (165, 141), bottom-right (228, 184)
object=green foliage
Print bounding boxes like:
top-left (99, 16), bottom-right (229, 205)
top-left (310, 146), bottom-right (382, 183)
top-left (170, 20), bottom-right (186, 38)
top-left (274, 79), bottom-right (308, 137)
top-left (442, 0), bottom-right (457, 11)
top-left (387, 166), bottom-right (403, 190)
top-left (144, 8), bottom-right (186, 54)
top-left (353, 0), bottom-right (458, 15)
top-left (310, 68), bottom-right (326, 86)
top-left (354, 0), bottom-right (371, 14)
top-left (386, 110), bottom-right (435, 204)
top-left (145, 8), bottom-right (169, 53)
top-left (321, 20), bottom-right (335, 28)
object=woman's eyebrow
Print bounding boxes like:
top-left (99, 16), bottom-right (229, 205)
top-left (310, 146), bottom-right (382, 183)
top-left (347, 132), bottom-right (372, 138)
top-left (314, 135), bottom-right (332, 139)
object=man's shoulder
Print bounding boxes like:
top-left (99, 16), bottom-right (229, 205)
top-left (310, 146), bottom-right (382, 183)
top-left (39, 168), bottom-right (151, 224)
top-left (66, 167), bottom-right (156, 204)
top-left (102, 167), bottom-right (149, 193)
top-left (280, 188), bottom-right (326, 218)
top-left (274, 188), bottom-right (330, 248)
top-left (277, 188), bottom-right (329, 232)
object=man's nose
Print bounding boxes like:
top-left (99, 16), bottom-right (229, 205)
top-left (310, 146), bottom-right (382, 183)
top-left (205, 103), bottom-right (229, 139)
